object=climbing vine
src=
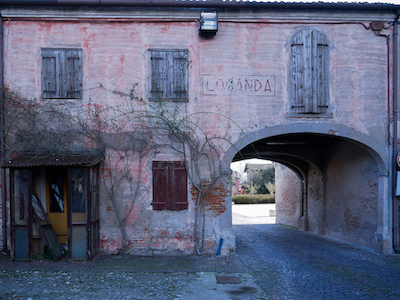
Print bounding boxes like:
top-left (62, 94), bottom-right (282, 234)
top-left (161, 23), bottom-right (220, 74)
top-left (2, 84), bottom-right (244, 255)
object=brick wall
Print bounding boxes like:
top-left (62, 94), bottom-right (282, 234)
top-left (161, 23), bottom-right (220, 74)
top-left (190, 179), bottom-right (229, 217)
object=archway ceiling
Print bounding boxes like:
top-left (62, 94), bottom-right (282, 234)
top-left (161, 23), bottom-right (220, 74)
top-left (233, 133), bottom-right (342, 178)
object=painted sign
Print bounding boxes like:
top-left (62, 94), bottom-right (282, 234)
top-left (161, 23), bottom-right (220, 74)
top-left (202, 75), bottom-right (275, 96)
top-left (397, 152), bottom-right (400, 168)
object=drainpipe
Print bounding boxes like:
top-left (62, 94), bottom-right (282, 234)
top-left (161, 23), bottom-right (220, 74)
top-left (393, 11), bottom-right (400, 253)
top-left (0, 16), bottom-right (5, 253)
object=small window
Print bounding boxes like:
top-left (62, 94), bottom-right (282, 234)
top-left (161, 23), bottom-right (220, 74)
top-left (290, 29), bottom-right (329, 114)
top-left (148, 49), bottom-right (188, 101)
top-left (152, 161), bottom-right (188, 210)
top-left (41, 48), bottom-right (82, 99)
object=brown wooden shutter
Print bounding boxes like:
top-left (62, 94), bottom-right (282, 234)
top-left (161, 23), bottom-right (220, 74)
top-left (152, 161), bottom-right (168, 210)
top-left (42, 49), bottom-right (59, 99)
top-left (171, 161), bottom-right (188, 210)
top-left (152, 161), bottom-right (188, 211)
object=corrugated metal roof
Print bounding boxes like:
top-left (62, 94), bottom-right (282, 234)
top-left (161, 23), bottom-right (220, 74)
top-left (236, 0), bottom-right (400, 3)
top-left (63, 0), bottom-right (400, 6)
top-left (2, 0), bottom-right (400, 9)
top-left (4, 152), bottom-right (104, 168)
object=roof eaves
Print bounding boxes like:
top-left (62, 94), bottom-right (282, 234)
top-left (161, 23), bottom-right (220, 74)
top-left (0, 0), bottom-right (399, 11)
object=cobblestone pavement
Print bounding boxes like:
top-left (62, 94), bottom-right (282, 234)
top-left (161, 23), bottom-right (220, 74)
top-left (0, 253), bottom-right (259, 300)
top-left (1, 223), bottom-right (400, 299)
top-left (235, 224), bottom-right (400, 300)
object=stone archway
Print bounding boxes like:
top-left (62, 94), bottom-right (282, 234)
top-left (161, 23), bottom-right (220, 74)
top-left (218, 123), bottom-right (389, 254)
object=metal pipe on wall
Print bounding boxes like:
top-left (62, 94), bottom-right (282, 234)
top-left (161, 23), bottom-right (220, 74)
top-left (393, 11), bottom-right (400, 253)
top-left (0, 16), bottom-right (6, 253)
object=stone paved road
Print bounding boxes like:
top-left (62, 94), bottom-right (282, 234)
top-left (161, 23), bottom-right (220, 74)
top-left (1, 223), bottom-right (400, 299)
top-left (234, 224), bottom-right (400, 300)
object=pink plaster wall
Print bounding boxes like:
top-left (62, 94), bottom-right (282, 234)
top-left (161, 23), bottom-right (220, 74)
top-left (1, 11), bottom-right (391, 254)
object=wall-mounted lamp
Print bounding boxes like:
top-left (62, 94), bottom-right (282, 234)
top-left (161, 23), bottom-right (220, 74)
top-left (199, 11), bottom-right (218, 37)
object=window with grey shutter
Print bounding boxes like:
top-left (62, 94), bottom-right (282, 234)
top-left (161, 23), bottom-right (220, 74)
top-left (149, 49), bottom-right (188, 102)
top-left (41, 48), bottom-right (82, 99)
top-left (152, 161), bottom-right (188, 211)
top-left (290, 29), bottom-right (329, 114)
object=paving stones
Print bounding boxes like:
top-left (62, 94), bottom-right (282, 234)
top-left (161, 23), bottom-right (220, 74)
top-left (1, 223), bottom-right (400, 299)
top-left (0, 255), bottom-right (263, 299)
top-left (234, 224), bottom-right (400, 300)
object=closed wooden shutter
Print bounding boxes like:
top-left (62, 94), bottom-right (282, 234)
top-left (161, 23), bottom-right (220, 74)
top-left (291, 31), bottom-right (307, 113)
top-left (65, 49), bottom-right (82, 99)
top-left (149, 51), bottom-right (167, 100)
top-left (152, 161), bottom-right (168, 210)
top-left (313, 32), bottom-right (329, 113)
top-left (41, 48), bottom-right (82, 99)
top-left (42, 49), bottom-right (59, 99)
top-left (171, 50), bottom-right (188, 100)
top-left (149, 49), bottom-right (188, 101)
top-left (152, 161), bottom-right (188, 211)
top-left (291, 29), bottom-right (329, 114)
top-left (171, 161), bottom-right (188, 210)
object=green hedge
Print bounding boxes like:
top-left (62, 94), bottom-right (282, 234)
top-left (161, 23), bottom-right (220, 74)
top-left (232, 194), bottom-right (275, 204)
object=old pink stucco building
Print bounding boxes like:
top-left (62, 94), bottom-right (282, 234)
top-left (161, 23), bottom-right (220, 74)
top-left (0, 0), bottom-right (399, 260)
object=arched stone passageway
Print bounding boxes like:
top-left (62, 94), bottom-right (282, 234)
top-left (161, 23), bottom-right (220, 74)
top-left (222, 123), bottom-right (390, 253)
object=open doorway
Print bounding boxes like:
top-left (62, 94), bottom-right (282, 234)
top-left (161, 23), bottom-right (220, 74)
top-left (7, 152), bottom-right (102, 261)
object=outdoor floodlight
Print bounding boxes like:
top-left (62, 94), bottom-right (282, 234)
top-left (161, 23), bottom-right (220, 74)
top-left (199, 11), bottom-right (218, 36)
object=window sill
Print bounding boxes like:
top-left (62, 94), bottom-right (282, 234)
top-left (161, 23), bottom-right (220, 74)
top-left (287, 113), bottom-right (333, 118)
top-left (149, 98), bottom-right (188, 102)
top-left (43, 98), bottom-right (82, 100)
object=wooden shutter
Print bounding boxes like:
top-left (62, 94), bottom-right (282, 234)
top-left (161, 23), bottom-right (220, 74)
top-left (65, 49), bottom-right (82, 99)
top-left (149, 50), bottom-right (167, 101)
top-left (171, 161), bottom-right (188, 210)
top-left (42, 49), bottom-right (59, 99)
top-left (152, 161), bottom-right (168, 210)
top-left (291, 31), bottom-right (307, 113)
top-left (313, 31), bottom-right (329, 113)
top-left (291, 29), bottom-right (329, 114)
top-left (149, 50), bottom-right (188, 101)
top-left (41, 48), bottom-right (82, 99)
top-left (152, 161), bottom-right (188, 211)
top-left (171, 50), bottom-right (188, 101)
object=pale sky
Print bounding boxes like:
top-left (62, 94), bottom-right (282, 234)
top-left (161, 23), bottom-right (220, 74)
top-left (231, 158), bottom-right (272, 174)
